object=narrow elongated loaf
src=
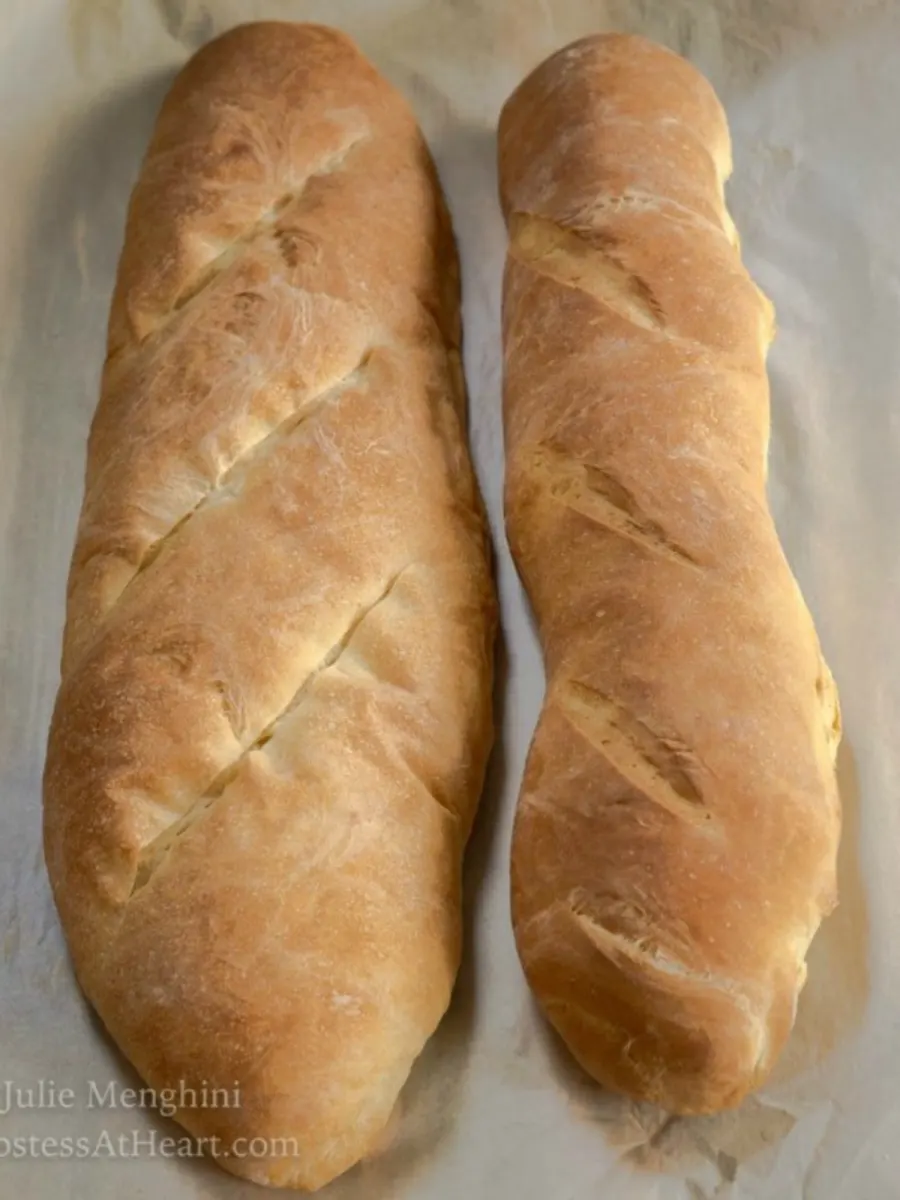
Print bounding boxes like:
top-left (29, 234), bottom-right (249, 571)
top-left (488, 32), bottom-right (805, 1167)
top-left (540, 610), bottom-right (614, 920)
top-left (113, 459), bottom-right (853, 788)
top-left (43, 22), bottom-right (495, 1189)
top-left (499, 34), bottom-right (840, 1114)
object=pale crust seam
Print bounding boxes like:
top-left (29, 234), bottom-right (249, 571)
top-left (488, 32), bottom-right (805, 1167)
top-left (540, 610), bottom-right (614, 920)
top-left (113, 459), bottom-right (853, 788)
top-left (129, 565), bottom-right (412, 897)
top-left (557, 680), bottom-right (717, 831)
top-left (72, 349), bottom-right (374, 665)
top-left (108, 128), bottom-right (371, 369)
top-left (527, 440), bottom-right (702, 568)
top-left (508, 211), bottom-right (770, 361)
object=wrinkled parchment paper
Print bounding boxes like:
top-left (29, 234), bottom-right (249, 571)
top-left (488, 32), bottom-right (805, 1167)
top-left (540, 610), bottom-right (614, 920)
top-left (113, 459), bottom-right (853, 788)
top-left (2, 0), bottom-right (897, 1195)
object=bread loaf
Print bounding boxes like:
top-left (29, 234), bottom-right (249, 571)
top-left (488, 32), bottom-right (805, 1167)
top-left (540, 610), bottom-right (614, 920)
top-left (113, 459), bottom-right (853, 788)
top-left (499, 34), bottom-right (840, 1114)
top-left (43, 22), bottom-right (495, 1189)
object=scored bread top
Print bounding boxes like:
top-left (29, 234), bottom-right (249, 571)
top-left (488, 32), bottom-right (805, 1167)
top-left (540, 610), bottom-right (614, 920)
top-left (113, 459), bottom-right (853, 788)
top-left (44, 22), bottom-right (495, 1189)
top-left (500, 34), bottom-right (840, 1113)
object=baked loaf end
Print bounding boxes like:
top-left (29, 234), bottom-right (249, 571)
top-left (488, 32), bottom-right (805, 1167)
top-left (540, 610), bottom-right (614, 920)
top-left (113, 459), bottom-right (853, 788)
top-left (499, 33), bottom-right (840, 1114)
top-left (44, 22), bottom-right (495, 1189)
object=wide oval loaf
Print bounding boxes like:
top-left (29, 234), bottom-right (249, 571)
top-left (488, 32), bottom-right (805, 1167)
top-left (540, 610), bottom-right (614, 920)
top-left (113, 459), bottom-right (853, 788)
top-left (499, 34), bottom-right (840, 1114)
top-left (43, 22), bottom-right (495, 1190)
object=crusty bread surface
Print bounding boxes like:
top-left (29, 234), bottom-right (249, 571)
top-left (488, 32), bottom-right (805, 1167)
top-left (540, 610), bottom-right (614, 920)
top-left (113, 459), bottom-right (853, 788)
top-left (43, 21), bottom-right (495, 1189)
top-left (499, 33), bottom-right (841, 1114)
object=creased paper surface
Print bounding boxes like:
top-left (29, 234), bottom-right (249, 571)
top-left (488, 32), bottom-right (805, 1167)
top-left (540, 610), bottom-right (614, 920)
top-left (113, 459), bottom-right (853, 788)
top-left (1, 1), bottom-right (897, 1196)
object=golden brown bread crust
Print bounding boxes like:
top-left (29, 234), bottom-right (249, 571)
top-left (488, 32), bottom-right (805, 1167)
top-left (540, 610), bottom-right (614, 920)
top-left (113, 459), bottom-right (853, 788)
top-left (43, 22), bottom-right (495, 1190)
top-left (499, 33), bottom-right (841, 1114)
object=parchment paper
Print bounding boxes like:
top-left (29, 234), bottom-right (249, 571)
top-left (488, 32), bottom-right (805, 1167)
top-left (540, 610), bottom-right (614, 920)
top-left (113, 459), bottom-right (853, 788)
top-left (1, 1), bottom-right (897, 1196)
